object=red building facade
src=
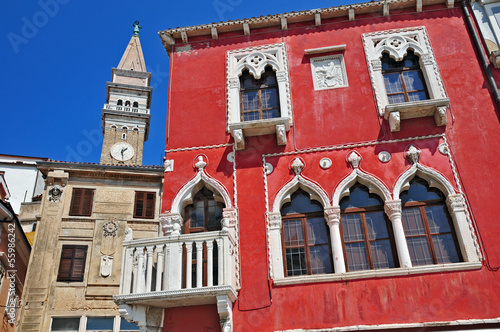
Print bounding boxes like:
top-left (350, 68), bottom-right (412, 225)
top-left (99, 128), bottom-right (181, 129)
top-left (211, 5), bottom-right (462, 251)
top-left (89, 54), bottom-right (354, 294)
top-left (115, 0), bottom-right (500, 331)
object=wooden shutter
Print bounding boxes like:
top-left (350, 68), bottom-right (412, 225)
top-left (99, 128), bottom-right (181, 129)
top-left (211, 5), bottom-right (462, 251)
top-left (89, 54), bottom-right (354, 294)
top-left (134, 192), bottom-right (155, 219)
top-left (69, 188), bottom-right (94, 216)
top-left (57, 245), bottom-right (87, 282)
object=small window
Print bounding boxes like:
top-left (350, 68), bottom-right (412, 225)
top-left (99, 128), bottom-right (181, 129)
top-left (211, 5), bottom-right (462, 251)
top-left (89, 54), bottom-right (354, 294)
top-left (86, 317), bottom-right (114, 331)
top-left (281, 189), bottom-right (333, 276)
top-left (239, 66), bottom-right (280, 122)
top-left (132, 101), bottom-right (138, 108)
top-left (69, 188), bottom-right (94, 217)
top-left (381, 50), bottom-right (428, 104)
top-left (51, 317), bottom-right (81, 331)
top-left (340, 184), bottom-right (398, 272)
top-left (117, 100), bottom-right (123, 106)
top-left (401, 178), bottom-right (462, 266)
top-left (134, 192), bottom-right (156, 219)
top-left (125, 100), bottom-right (131, 107)
top-left (57, 245), bottom-right (87, 282)
top-left (122, 133), bottom-right (126, 140)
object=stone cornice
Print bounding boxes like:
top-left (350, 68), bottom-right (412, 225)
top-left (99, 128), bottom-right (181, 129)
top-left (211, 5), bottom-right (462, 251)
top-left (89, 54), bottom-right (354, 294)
top-left (159, 0), bottom-right (453, 50)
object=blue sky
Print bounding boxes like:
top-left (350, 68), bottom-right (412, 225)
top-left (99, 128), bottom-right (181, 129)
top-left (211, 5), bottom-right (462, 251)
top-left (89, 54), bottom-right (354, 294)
top-left (3, 0), bottom-right (361, 166)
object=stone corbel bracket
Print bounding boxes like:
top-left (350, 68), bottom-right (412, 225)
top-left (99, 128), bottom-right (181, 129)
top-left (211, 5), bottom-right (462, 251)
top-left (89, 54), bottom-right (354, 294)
top-left (46, 169), bottom-right (69, 187)
top-left (118, 304), bottom-right (163, 332)
top-left (384, 98), bottom-right (450, 132)
top-left (230, 118), bottom-right (290, 151)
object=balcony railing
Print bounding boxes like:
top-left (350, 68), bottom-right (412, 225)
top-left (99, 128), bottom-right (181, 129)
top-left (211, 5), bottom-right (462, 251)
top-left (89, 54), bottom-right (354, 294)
top-left (114, 231), bottom-right (237, 308)
top-left (103, 104), bottom-right (150, 114)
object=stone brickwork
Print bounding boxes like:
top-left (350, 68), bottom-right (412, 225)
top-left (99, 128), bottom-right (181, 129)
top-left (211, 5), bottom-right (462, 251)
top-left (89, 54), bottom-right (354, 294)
top-left (100, 127), bottom-right (145, 165)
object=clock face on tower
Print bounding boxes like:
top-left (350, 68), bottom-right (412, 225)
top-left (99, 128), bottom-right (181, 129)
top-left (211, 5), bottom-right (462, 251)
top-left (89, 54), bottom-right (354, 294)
top-left (110, 142), bottom-right (135, 161)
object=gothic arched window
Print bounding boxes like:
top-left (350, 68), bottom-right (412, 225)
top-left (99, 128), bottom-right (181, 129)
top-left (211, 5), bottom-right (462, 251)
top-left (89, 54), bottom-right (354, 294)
top-left (117, 99), bottom-right (123, 106)
top-left (239, 66), bottom-right (280, 122)
top-left (382, 50), bottom-right (428, 104)
top-left (340, 184), bottom-right (398, 272)
top-left (401, 178), bottom-right (462, 266)
top-left (184, 187), bottom-right (224, 234)
top-left (281, 189), bottom-right (333, 276)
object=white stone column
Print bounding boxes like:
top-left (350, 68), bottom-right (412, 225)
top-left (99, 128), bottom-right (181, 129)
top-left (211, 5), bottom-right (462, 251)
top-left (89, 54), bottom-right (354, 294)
top-left (228, 78), bottom-right (241, 124)
top-left (385, 200), bottom-right (412, 268)
top-left (325, 207), bottom-right (346, 274)
top-left (207, 241), bottom-right (214, 287)
top-left (371, 59), bottom-right (388, 115)
top-left (166, 240), bottom-right (182, 290)
top-left (196, 241), bottom-right (203, 288)
top-left (135, 247), bottom-right (145, 294)
top-left (276, 71), bottom-right (289, 118)
top-left (132, 250), bottom-right (138, 293)
top-left (267, 212), bottom-right (284, 279)
top-left (155, 244), bottom-right (164, 292)
top-left (145, 246), bottom-right (154, 292)
top-left (446, 194), bottom-right (480, 262)
top-left (121, 246), bottom-right (134, 295)
top-left (186, 242), bottom-right (193, 289)
top-left (216, 238), bottom-right (223, 285)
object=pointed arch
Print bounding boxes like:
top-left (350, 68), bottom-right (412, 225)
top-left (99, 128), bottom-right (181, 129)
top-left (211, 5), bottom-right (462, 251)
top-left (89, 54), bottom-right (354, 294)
top-left (393, 163), bottom-right (456, 199)
top-left (272, 175), bottom-right (330, 213)
top-left (333, 168), bottom-right (391, 206)
top-left (171, 170), bottom-right (233, 216)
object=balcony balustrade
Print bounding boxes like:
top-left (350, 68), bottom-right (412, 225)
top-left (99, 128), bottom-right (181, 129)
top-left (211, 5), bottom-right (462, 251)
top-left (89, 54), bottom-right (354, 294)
top-left (104, 104), bottom-right (150, 114)
top-left (114, 230), bottom-right (237, 308)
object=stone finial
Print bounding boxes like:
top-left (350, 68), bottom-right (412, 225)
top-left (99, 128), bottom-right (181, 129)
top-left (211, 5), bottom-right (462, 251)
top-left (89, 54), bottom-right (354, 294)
top-left (406, 145), bottom-right (421, 164)
top-left (347, 152), bottom-right (362, 168)
top-left (195, 156), bottom-right (207, 171)
top-left (291, 158), bottom-right (305, 175)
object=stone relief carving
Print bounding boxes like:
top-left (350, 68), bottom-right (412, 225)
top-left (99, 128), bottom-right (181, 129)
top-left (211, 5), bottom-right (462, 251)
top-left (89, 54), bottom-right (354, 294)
top-left (406, 145), bottom-right (421, 164)
top-left (347, 151), bottom-right (362, 169)
top-left (164, 159), bottom-right (174, 172)
top-left (290, 158), bottom-right (304, 175)
top-left (276, 124), bottom-right (287, 146)
top-left (310, 55), bottom-right (348, 90)
top-left (124, 227), bottom-right (133, 241)
top-left (48, 185), bottom-right (63, 202)
top-left (100, 219), bottom-right (118, 277)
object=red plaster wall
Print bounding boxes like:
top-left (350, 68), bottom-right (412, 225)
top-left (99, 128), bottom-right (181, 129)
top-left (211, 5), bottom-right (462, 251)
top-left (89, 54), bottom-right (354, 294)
top-left (162, 4), bottom-right (500, 331)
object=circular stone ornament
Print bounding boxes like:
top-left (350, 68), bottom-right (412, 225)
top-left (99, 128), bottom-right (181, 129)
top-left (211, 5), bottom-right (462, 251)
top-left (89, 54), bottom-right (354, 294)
top-left (378, 151), bottom-right (391, 163)
top-left (438, 143), bottom-right (449, 155)
top-left (264, 163), bottom-right (273, 175)
top-left (319, 158), bottom-right (332, 169)
top-left (227, 152), bottom-right (235, 162)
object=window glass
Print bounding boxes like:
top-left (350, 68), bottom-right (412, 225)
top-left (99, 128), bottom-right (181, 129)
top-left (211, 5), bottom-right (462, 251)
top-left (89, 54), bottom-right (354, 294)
top-left (120, 317), bottom-right (140, 331)
top-left (51, 317), bottom-right (80, 331)
top-left (86, 317), bottom-right (114, 331)
top-left (239, 67), bottom-right (280, 122)
top-left (184, 187), bottom-right (224, 233)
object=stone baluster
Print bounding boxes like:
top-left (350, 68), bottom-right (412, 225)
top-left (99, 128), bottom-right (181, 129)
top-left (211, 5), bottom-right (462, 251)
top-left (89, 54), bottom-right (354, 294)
top-left (155, 244), bottom-right (165, 292)
top-left (216, 238), bottom-right (223, 285)
top-left (132, 250), bottom-right (138, 293)
top-left (186, 242), bottom-right (193, 289)
top-left (146, 246), bottom-right (154, 292)
top-left (135, 247), bottom-right (146, 293)
top-left (325, 207), bottom-right (346, 273)
top-left (207, 241), bottom-right (214, 287)
top-left (385, 200), bottom-right (412, 268)
top-left (196, 241), bottom-right (204, 288)
top-left (121, 246), bottom-right (134, 295)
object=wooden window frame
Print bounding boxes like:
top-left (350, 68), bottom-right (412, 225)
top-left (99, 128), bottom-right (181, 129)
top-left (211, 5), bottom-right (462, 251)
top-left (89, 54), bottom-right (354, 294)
top-left (381, 51), bottom-right (429, 104)
top-left (239, 68), bottom-right (280, 122)
top-left (340, 205), bottom-right (399, 272)
top-left (183, 188), bottom-right (224, 234)
top-left (402, 198), bottom-right (463, 265)
top-left (281, 211), bottom-right (332, 277)
top-left (57, 245), bottom-right (87, 282)
top-left (69, 188), bottom-right (94, 217)
top-left (133, 191), bottom-right (156, 219)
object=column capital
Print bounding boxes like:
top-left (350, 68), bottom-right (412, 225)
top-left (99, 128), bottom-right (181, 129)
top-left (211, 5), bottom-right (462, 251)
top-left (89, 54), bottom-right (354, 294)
top-left (324, 206), bottom-right (341, 226)
top-left (446, 193), bottom-right (466, 212)
top-left (384, 200), bottom-right (402, 220)
top-left (267, 212), bottom-right (282, 230)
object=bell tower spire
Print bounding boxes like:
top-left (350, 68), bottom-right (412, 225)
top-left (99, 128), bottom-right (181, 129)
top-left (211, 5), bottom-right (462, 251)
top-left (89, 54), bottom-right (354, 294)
top-left (100, 21), bottom-right (152, 165)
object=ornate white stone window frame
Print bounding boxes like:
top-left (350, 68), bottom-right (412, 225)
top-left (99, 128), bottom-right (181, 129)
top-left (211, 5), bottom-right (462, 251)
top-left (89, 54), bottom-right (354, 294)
top-left (270, 151), bottom-right (482, 286)
top-left (310, 54), bottom-right (348, 91)
top-left (226, 43), bottom-right (292, 150)
top-left (362, 27), bottom-right (450, 132)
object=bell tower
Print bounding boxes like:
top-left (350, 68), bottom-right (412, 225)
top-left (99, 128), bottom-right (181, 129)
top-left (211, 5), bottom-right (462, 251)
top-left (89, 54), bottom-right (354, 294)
top-left (100, 21), bottom-right (152, 165)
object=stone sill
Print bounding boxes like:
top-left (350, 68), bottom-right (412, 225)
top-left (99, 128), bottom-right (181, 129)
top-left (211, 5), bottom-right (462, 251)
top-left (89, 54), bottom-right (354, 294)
top-left (229, 117), bottom-right (290, 150)
top-left (384, 97), bottom-right (450, 132)
top-left (114, 285), bottom-right (237, 308)
top-left (273, 261), bottom-right (482, 286)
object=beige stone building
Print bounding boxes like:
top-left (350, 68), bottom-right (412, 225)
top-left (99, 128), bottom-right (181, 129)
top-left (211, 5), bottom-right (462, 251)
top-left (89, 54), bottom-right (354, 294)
top-left (16, 29), bottom-right (164, 332)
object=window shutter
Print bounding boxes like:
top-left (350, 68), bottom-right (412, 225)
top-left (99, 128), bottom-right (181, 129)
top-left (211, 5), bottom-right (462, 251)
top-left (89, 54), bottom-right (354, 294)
top-left (57, 245), bottom-right (87, 282)
top-left (69, 189), bottom-right (83, 215)
top-left (81, 190), bottom-right (94, 216)
top-left (145, 193), bottom-right (155, 218)
top-left (134, 192), bottom-right (145, 218)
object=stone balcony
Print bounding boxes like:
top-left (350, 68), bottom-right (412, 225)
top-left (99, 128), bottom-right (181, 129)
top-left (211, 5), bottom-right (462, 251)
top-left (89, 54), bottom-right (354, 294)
top-left (114, 231), bottom-right (237, 331)
top-left (103, 104), bottom-right (150, 115)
